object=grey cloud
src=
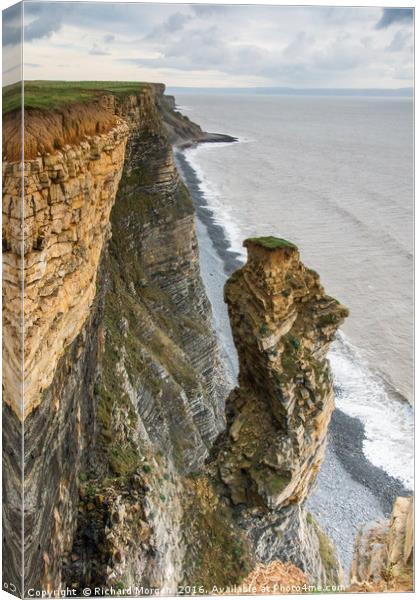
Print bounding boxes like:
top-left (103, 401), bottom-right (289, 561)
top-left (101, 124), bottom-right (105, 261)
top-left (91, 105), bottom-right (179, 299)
top-left (319, 6), bottom-right (376, 26)
top-left (135, 22), bottom-right (329, 79)
top-left (120, 30), bottom-right (284, 80)
top-left (4, 3), bottom-right (414, 88)
top-left (89, 43), bottom-right (110, 56)
top-left (2, 3), bottom-right (64, 47)
top-left (165, 12), bottom-right (191, 32)
top-left (360, 36), bottom-right (372, 50)
top-left (191, 5), bottom-right (228, 17)
top-left (3, 24), bottom-right (21, 46)
top-left (154, 26), bottom-right (230, 70)
top-left (2, 2), bottom-right (153, 47)
top-left (2, 3), bottom-right (22, 46)
top-left (8, 2), bottom-right (66, 46)
top-left (375, 8), bottom-right (413, 29)
top-left (282, 32), bottom-right (315, 60)
top-left (25, 13), bottom-right (62, 42)
top-left (3, 63), bottom-right (20, 75)
top-left (145, 12), bottom-right (191, 41)
top-left (387, 30), bottom-right (412, 52)
top-left (23, 2), bottom-right (186, 40)
top-left (121, 21), bottom-right (380, 87)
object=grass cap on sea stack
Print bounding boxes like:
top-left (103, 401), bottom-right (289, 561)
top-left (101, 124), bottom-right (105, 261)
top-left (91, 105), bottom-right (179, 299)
top-left (244, 236), bottom-right (298, 251)
top-left (243, 236), bottom-right (299, 266)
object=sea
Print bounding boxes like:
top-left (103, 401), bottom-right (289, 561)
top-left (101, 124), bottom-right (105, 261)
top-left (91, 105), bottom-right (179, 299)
top-left (173, 92), bottom-right (414, 491)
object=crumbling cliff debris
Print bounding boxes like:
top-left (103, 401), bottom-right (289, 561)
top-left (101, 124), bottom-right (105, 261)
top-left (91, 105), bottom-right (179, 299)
top-left (350, 496), bottom-right (413, 592)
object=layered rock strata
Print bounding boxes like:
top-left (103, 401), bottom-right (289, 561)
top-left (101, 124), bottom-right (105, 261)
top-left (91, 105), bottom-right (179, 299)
top-left (3, 119), bottom-right (129, 417)
top-left (3, 110), bottom-right (129, 596)
top-left (64, 87), bottom-right (229, 593)
top-left (350, 496), bottom-right (413, 592)
top-left (106, 88), bottom-right (228, 461)
top-left (3, 84), bottom-right (229, 595)
top-left (216, 237), bottom-right (349, 584)
top-left (3, 84), bottom-right (353, 596)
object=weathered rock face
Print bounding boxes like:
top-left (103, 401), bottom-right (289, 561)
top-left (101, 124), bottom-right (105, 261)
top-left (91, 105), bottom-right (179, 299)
top-left (65, 87), bottom-right (229, 593)
top-left (3, 115), bottom-right (129, 596)
top-left (2, 84), bottom-right (229, 595)
top-left (220, 237), bottom-right (348, 508)
top-left (3, 86), bottom-right (233, 592)
top-left (3, 85), bottom-right (351, 596)
top-left (3, 119), bottom-right (129, 418)
top-left (217, 237), bottom-right (348, 584)
top-left (103, 89), bottom-right (228, 466)
top-left (23, 281), bottom-right (106, 594)
top-left (350, 496), bottom-right (413, 592)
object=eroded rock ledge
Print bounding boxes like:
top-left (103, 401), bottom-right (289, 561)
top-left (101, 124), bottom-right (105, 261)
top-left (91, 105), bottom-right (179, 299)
top-left (214, 237), bottom-right (349, 584)
top-left (220, 237), bottom-right (348, 506)
top-left (350, 496), bottom-right (413, 592)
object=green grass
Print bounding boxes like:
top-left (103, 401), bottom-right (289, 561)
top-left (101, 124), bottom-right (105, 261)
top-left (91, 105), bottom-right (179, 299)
top-left (2, 80), bottom-right (149, 115)
top-left (245, 236), bottom-right (298, 250)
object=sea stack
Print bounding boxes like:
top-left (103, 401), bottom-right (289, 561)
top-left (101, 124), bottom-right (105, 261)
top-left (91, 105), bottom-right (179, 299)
top-left (218, 236), bottom-right (349, 583)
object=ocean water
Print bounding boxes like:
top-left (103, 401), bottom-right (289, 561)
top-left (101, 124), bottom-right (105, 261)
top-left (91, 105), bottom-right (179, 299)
top-left (176, 93), bottom-right (414, 489)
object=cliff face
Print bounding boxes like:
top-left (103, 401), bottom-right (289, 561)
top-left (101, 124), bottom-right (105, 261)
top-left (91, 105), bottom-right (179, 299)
top-left (104, 90), bottom-right (227, 466)
top-left (350, 496), bottom-right (413, 592)
top-left (3, 109), bottom-right (129, 595)
top-left (3, 84), bottom-right (350, 596)
top-left (2, 84), bottom-right (228, 595)
top-left (3, 119), bottom-right (129, 418)
top-left (169, 237), bottom-right (349, 589)
top-left (216, 237), bottom-right (348, 585)
top-left (64, 87), bottom-right (229, 592)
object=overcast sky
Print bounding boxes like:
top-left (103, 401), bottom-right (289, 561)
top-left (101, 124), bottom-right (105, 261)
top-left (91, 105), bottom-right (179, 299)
top-left (2, 2), bottom-right (414, 88)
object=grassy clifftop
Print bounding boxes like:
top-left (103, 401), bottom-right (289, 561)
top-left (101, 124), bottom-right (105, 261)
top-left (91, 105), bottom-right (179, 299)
top-left (2, 80), bottom-right (166, 161)
top-left (2, 80), bottom-right (153, 115)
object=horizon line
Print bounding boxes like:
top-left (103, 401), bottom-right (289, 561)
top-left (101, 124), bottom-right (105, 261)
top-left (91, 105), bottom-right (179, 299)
top-left (2, 80), bottom-right (413, 97)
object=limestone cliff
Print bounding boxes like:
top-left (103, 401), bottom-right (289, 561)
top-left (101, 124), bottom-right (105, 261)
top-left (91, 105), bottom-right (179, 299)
top-left (350, 496), bottom-right (413, 592)
top-left (3, 119), bottom-right (129, 418)
top-left (3, 101), bottom-right (130, 595)
top-left (176, 237), bottom-right (349, 589)
top-left (216, 237), bottom-right (348, 585)
top-left (3, 84), bottom-right (349, 597)
top-left (2, 83), bottom-right (228, 596)
top-left (63, 87), bottom-right (229, 593)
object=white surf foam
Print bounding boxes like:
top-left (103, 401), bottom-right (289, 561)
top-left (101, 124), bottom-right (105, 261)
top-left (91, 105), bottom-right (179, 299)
top-left (183, 145), bottom-right (246, 259)
top-left (330, 333), bottom-right (414, 489)
top-left (182, 142), bottom-right (414, 492)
